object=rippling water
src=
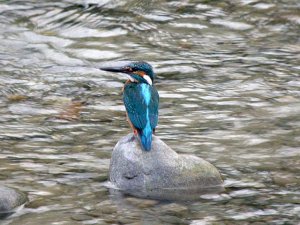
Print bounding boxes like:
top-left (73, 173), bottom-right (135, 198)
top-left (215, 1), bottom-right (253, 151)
top-left (0, 0), bottom-right (299, 224)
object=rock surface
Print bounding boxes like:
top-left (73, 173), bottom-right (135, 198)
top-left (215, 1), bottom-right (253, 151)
top-left (109, 134), bottom-right (224, 200)
top-left (0, 186), bottom-right (28, 218)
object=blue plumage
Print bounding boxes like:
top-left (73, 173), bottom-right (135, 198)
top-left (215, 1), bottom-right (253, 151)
top-left (100, 61), bottom-right (159, 151)
top-left (123, 82), bottom-right (159, 151)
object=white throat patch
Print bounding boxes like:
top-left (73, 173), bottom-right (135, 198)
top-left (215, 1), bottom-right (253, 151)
top-left (144, 75), bottom-right (152, 86)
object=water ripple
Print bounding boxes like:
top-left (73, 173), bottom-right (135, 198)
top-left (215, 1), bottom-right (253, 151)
top-left (0, 0), bottom-right (299, 224)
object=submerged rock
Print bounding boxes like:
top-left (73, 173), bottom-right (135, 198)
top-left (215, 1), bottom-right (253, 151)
top-left (0, 186), bottom-right (28, 218)
top-left (109, 134), bottom-right (224, 200)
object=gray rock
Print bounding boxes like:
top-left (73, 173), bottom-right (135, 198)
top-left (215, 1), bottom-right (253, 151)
top-left (109, 134), bottom-right (224, 200)
top-left (0, 186), bottom-right (28, 218)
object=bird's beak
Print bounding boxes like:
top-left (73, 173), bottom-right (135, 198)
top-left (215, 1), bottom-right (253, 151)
top-left (99, 61), bottom-right (133, 73)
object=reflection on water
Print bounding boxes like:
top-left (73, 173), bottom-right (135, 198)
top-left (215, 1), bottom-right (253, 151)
top-left (0, 0), bottom-right (299, 224)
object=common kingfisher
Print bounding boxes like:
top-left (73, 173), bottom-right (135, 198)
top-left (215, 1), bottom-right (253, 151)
top-left (100, 61), bottom-right (159, 151)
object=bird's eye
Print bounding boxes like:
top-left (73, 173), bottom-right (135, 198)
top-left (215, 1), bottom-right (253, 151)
top-left (125, 67), bottom-right (133, 72)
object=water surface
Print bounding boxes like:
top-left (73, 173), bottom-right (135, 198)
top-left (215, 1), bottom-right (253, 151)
top-left (0, 0), bottom-right (299, 224)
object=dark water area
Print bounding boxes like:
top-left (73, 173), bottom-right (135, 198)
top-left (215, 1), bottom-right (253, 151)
top-left (0, 0), bottom-right (299, 224)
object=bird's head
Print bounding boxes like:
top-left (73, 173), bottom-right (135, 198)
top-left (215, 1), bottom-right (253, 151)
top-left (100, 61), bottom-right (154, 85)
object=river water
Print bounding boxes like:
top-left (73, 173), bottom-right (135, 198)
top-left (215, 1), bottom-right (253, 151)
top-left (0, 0), bottom-right (299, 224)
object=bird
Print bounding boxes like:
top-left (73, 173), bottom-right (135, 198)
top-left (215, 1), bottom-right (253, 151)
top-left (100, 61), bottom-right (159, 151)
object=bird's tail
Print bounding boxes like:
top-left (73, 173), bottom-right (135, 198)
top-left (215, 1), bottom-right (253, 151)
top-left (138, 128), bottom-right (152, 151)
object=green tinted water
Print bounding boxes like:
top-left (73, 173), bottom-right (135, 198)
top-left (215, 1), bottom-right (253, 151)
top-left (0, 0), bottom-right (299, 224)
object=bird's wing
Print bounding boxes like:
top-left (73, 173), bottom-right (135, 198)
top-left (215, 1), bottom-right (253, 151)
top-left (149, 86), bottom-right (159, 129)
top-left (123, 83), bottom-right (148, 130)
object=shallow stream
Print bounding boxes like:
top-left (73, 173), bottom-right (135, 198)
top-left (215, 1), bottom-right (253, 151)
top-left (0, 0), bottom-right (299, 224)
